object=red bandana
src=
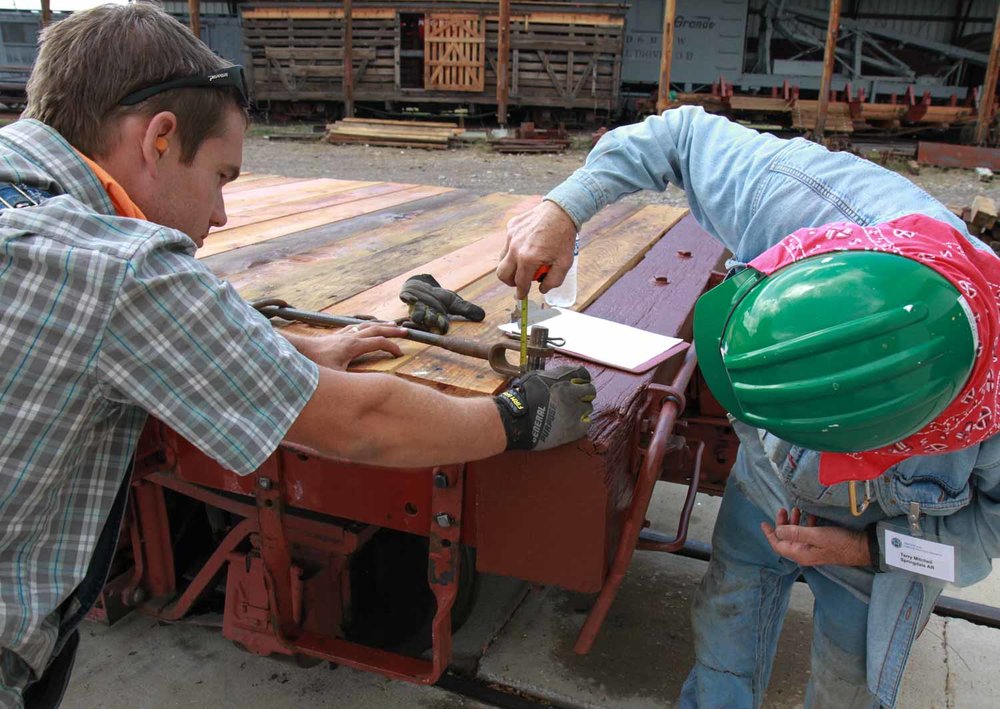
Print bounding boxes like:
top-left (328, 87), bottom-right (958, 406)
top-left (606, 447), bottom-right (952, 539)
top-left (748, 214), bottom-right (1000, 486)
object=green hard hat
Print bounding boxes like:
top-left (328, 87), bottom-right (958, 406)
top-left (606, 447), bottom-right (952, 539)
top-left (693, 251), bottom-right (976, 452)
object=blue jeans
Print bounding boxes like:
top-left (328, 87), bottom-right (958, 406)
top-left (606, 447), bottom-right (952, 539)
top-left (679, 482), bottom-right (881, 709)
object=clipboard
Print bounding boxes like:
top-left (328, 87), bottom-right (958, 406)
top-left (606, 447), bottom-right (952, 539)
top-left (498, 307), bottom-right (689, 374)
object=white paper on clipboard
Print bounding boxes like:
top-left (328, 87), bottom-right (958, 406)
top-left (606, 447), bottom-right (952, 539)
top-left (498, 308), bottom-right (688, 374)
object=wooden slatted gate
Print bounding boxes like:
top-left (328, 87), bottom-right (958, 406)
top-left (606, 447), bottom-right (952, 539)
top-left (424, 13), bottom-right (485, 92)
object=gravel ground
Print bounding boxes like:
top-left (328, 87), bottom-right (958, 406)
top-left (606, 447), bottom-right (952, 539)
top-left (241, 128), bottom-right (1000, 215)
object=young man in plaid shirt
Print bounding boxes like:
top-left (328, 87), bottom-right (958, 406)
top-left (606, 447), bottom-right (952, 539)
top-left (0, 6), bottom-right (594, 707)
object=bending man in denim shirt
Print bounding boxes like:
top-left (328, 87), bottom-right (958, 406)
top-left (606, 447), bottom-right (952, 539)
top-left (496, 106), bottom-right (1000, 709)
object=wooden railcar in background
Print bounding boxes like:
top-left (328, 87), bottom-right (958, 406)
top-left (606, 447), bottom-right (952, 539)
top-left (240, 1), bottom-right (626, 121)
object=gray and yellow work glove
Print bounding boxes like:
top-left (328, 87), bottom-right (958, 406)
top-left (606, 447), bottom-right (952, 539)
top-left (399, 274), bottom-right (485, 334)
top-left (494, 365), bottom-right (596, 451)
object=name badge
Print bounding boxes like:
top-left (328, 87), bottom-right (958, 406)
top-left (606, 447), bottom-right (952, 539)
top-left (884, 529), bottom-right (955, 582)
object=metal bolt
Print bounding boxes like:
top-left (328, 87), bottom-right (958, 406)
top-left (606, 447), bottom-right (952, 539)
top-left (433, 473), bottom-right (449, 489)
top-left (435, 513), bottom-right (453, 528)
top-left (258, 477), bottom-right (272, 490)
top-left (127, 587), bottom-right (146, 607)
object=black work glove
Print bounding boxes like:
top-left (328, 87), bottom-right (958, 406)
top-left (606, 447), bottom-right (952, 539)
top-left (399, 274), bottom-right (485, 334)
top-left (494, 365), bottom-right (596, 451)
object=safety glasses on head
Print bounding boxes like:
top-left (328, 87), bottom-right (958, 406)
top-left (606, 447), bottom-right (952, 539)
top-left (118, 65), bottom-right (248, 107)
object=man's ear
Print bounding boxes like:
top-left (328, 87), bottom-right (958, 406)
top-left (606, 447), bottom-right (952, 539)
top-left (141, 111), bottom-right (179, 174)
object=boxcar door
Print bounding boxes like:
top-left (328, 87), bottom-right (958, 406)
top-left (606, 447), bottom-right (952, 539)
top-left (423, 13), bottom-right (485, 92)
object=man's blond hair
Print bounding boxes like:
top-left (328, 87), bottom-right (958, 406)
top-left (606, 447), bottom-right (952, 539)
top-left (24, 2), bottom-right (246, 163)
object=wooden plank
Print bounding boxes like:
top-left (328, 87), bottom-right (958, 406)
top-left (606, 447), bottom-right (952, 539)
top-left (972, 195), bottom-right (998, 230)
top-left (223, 175), bottom-right (309, 194)
top-left (344, 0), bottom-right (354, 117)
top-left (497, 0), bottom-right (511, 124)
top-left (975, 1), bottom-right (1000, 144)
top-left (264, 48), bottom-right (343, 61)
top-left (536, 50), bottom-right (566, 98)
top-left (326, 124), bottom-right (455, 141)
top-left (222, 173), bottom-right (278, 190)
top-left (349, 200), bottom-right (647, 377)
top-left (326, 136), bottom-right (450, 150)
top-left (201, 185), bottom-right (454, 259)
top-left (656, 0), bottom-right (676, 113)
top-left (221, 178), bottom-right (371, 215)
top-left (815, 0), bottom-right (844, 138)
top-left (859, 103), bottom-right (904, 121)
top-left (188, 0), bottom-right (200, 38)
top-left (386, 204), bottom-right (687, 393)
top-left (224, 193), bottom-right (539, 313)
top-left (729, 96), bottom-right (792, 112)
top-left (242, 7), bottom-right (394, 20)
top-left (205, 191), bottom-right (479, 280)
top-left (339, 117), bottom-right (460, 129)
top-left (326, 193), bottom-right (551, 322)
top-left (923, 105), bottom-right (975, 123)
top-left (244, 8), bottom-right (624, 26)
top-left (219, 182), bottom-right (415, 232)
top-left (570, 214), bottom-right (725, 410)
top-left (494, 13), bottom-right (625, 27)
top-left (571, 54), bottom-right (597, 98)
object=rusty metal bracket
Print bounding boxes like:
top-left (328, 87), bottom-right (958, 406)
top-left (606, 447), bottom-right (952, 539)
top-left (254, 463), bottom-right (301, 640)
top-left (277, 464), bottom-right (465, 685)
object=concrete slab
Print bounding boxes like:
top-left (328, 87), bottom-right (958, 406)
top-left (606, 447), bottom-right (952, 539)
top-left (477, 552), bottom-right (814, 708)
top-left (898, 613), bottom-right (1000, 707)
top-left (940, 615), bottom-right (1000, 706)
top-left (63, 612), bottom-right (489, 709)
top-left (898, 616), bottom-right (950, 709)
top-left (55, 478), bottom-right (1000, 709)
top-left (430, 573), bottom-right (530, 675)
top-left (646, 483), bottom-right (722, 548)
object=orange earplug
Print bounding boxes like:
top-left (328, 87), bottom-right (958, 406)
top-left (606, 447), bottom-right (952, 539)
top-left (155, 137), bottom-right (168, 154)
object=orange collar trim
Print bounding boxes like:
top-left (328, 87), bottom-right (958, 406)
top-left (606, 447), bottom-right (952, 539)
top-left (76, 152), bottom-right (147, 220)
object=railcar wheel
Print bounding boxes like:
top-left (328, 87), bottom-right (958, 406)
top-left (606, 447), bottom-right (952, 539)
top-left (344, 528), bottom-right (479, 655)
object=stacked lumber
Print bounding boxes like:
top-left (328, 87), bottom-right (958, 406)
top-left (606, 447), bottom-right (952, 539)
top-left (325, 118), bottom-right (463, 150)
top-left (490, 122), bottom-right (572, 153)
top-left (790, 103), bottom-right (854, 133)
top-left (949, 196), bottom-right (1000, 253)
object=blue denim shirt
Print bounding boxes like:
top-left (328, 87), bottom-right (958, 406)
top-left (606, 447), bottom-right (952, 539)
top-left (547, 106), bottom-right (1000, 707)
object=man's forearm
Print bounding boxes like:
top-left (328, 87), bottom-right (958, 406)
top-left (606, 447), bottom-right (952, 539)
top-left (286, 367), bottom-right (507, 468)
top-left (545, 106), bottom-right (789, 251)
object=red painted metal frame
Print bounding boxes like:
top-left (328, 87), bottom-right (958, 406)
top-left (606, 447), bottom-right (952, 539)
top-left (290, 464), bottom-right (464, 682)
top-left (573, 346), bottom-right (703, 654)
top-left (99, 214), bottom-right (733, 681)
top-left (124, 447), bottom-right (464, 683)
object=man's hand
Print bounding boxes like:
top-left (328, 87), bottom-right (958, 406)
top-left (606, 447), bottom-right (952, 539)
top-left (762, 508), bottom-right (871, 567)
top-left (496, 200), bottom-right (577, 299)
top-left (494, 365), bottom-right (596, 450)
top-left (398, 274), bottom-right (485, 334)
top-left (283, 322), bottom-right (408, 371)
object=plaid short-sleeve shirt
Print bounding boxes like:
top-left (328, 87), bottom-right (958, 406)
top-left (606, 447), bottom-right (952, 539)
top-left (0, 120), bottom-right (319, 705)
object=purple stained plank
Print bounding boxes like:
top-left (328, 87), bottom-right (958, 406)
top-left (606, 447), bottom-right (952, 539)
top-left (558, 214), bottom-right (727, 411)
